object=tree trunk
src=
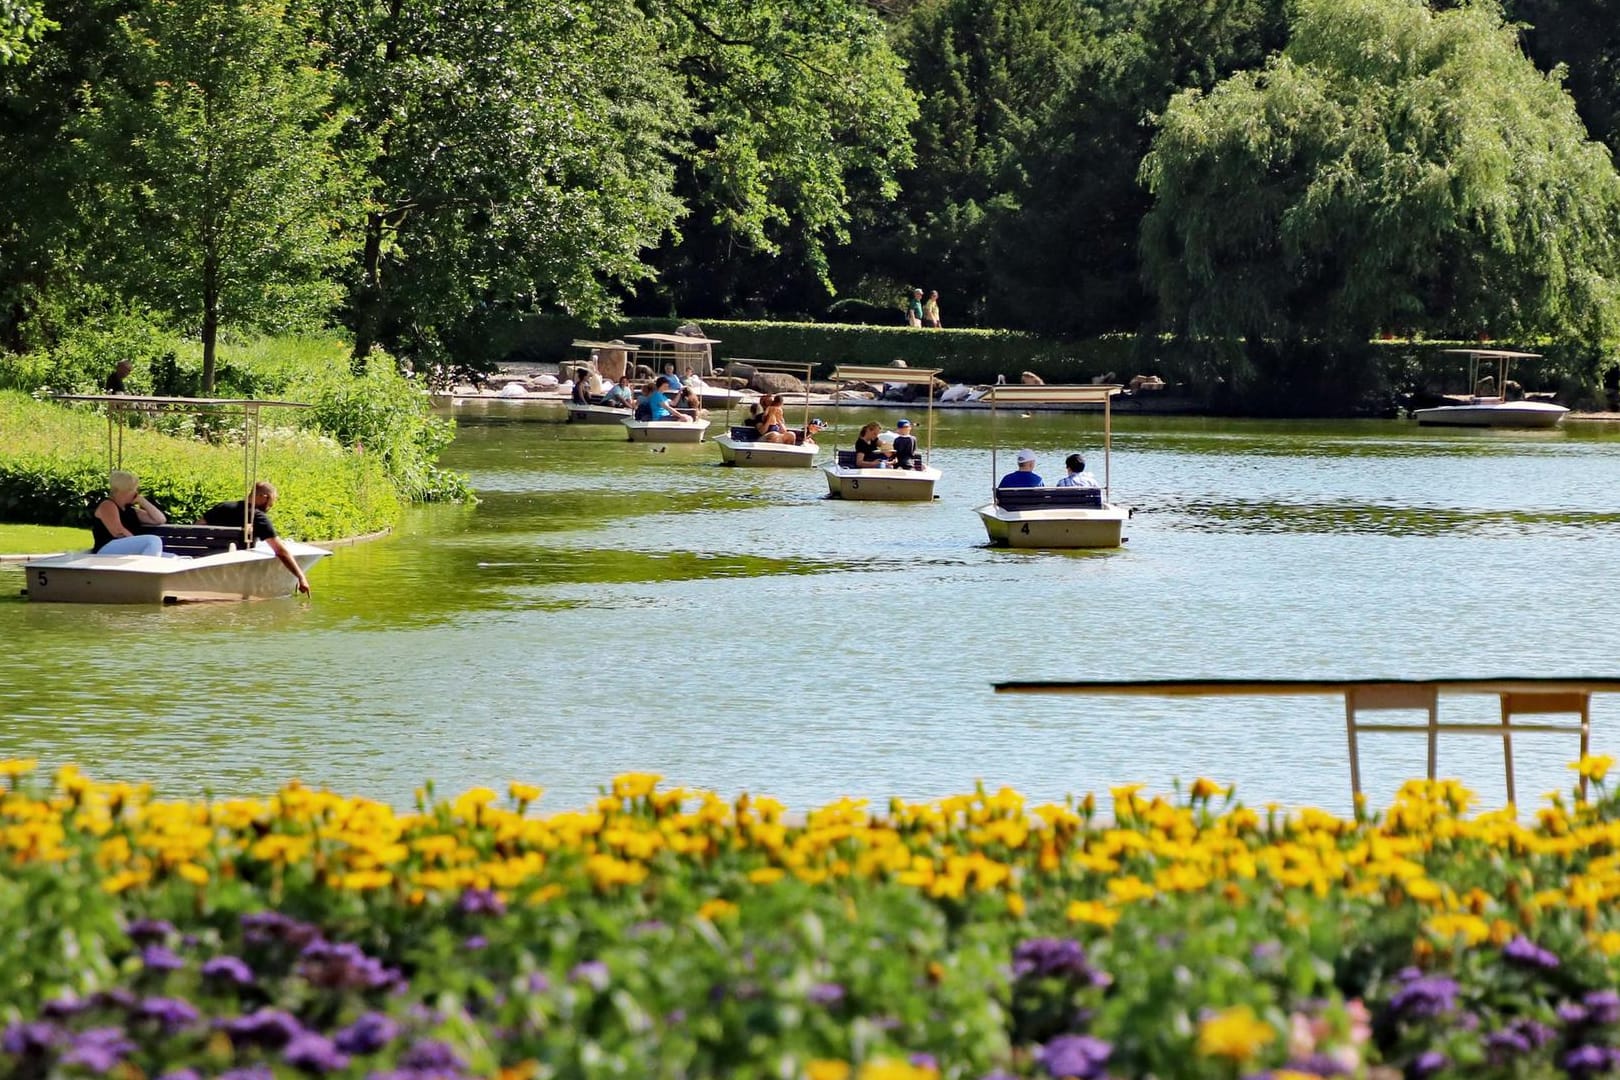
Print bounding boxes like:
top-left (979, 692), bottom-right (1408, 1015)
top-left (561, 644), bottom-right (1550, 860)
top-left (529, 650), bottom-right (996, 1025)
top-left (202, 251), bottom-right (218, 392)
top-left (350, 208), bottom-right (385, 374)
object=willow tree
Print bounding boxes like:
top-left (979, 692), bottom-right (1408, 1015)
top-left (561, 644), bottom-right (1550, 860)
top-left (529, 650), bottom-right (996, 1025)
top-left (0, 0), bottom-right (50, 65)
top-left (1139, 0), bottom-right (1620, 383)
top-left (77, 0), bottom-right (358, 390)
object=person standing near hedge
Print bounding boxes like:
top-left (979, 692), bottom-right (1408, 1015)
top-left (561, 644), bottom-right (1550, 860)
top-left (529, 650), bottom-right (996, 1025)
top-left (924, 290), bottom-right (941, 328)
top-left (906, 288), bottom-right (924, 327)
top-left (104, 360), bottom-right (133, 393)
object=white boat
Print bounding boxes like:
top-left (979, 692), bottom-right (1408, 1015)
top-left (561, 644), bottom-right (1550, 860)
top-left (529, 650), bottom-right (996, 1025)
top-left (974, 384), bottom-right (1129, 549)
top-left (1412, 349), bottom-right (1568, 428)
top-left (22, 395), bottom-right (332, 603)
top-left (822, 365), bottom-right (944, 501)
top-left (623, 417), bottom-right (710, 443)
top-left (567, 402), bottom-right (634, 425)
top-left (715, 360), bottom-right (819, 468)
top-left (23, 540), bottom-right (330, 604)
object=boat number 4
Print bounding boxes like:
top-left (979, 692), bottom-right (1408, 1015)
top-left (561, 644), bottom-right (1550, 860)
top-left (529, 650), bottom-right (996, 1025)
top-left (1020, 524), bottom-right (1031, 535)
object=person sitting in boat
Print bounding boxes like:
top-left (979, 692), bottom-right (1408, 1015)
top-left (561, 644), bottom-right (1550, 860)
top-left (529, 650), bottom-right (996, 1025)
top-left (675, 382), bottom-right (706, 416)
top-left (891, 418), bottom-right (921, 470)
top-left (795, 417), bottom-right (827, 446)
top-left (853, 422), bottom-right (893, 468)
top-left (758, 394), bottom-right (797, 443)
top-left (1055, 453), bottom-right (1099, 488)
top-left (200, 481), bottom-right (311, 595)
top-left (91, 469), bottom-right (169, 556)
top-left (635, 376), bottom-right (693, 422)
top-left (570, 368), bottom-right (597, 406)
top-left (998, 448), bottom-right (1043, 488)
top-left (661, 362), bottom-right (684, 394)
top-left (600, 380), bottom-right (633, 408)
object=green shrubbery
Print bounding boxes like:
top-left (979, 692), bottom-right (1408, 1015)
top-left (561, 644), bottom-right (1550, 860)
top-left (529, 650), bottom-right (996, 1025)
top-left (0, 392), bottom-right (401, 540)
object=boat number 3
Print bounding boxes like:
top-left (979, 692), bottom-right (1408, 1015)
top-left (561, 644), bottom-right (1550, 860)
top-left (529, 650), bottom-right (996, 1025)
top-left (851, 478), bottom-right (859, 490)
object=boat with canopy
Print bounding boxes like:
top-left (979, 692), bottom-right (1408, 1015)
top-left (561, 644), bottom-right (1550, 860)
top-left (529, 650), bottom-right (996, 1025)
top-left (1411, 349), bottom-right (1568, 428)
top-left (974, 384), bottom-right (1129, 548)
top-left (821, 366), bottom-right (944, 501)
top-left (714, 360), bottom-right (820, 467)
top-left (564, 339), bottom-right (639, 425)
top-left (22, 395), bottom-right (331, 603)
top-left (621, 331), bottom-right (749, 411)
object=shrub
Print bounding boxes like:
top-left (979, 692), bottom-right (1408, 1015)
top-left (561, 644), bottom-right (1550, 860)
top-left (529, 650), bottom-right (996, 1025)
top-left (0, 392), bottom-right (402, 539)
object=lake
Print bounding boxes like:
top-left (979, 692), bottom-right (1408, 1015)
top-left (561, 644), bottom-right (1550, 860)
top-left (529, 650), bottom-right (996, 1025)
top-left (6, 403), bottom-right (1620, 816)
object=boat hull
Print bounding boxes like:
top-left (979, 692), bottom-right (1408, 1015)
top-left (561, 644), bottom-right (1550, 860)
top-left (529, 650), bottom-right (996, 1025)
top-left (716, 436), bottom-right (818, 467)
top-left (22, 543), bottom-right (331, 604)
top-left (1413, 402), bottom-right (1568, 428)
top-left (976, 504), bottom-right (1127, 549)
top-left (567, 404), bottom-right (633, 425)
top-left (623, 418), bottom-right (710, 443)
top-left (823, 465), bottom-right (941, 501)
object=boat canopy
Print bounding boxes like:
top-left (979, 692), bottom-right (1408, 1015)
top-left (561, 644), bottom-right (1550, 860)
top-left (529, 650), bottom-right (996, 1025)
top-left (571, 339), bottom-right (641, 352)
top-left (623, 332), bottom-right (723, 345)
top-left (828, 365), bottom-right (943, 386)
top-left (54, 394), bottom-right (312, 411)
top-left (981, 384), bottom-right (1122, 404)
top-left (1439, 349), bottom-right (1542, 359)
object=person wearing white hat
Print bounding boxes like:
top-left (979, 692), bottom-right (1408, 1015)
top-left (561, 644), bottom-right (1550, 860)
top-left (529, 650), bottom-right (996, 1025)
top-left (998, 448), bottom-right (1043, 488)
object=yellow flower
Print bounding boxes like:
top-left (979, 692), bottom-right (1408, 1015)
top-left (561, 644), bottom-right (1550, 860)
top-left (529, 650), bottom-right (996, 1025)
top-left (1065, 900), bottom-right (1121, 928)
top-left (0, 758), bottom-right (38, 778)
top-left (1595, 930), bottom-right (1620, 957)
top-left (611, 773), bottom-right (663, 800)
top-left (1197, 1005), bottom-right (1276, 1062)
top-left (858, 1059), bottom-right (932, 1080)
top-left (807, 1062), bottom-right (851, 1080)
top-left (1189, 777), bottom-right (1228, 800)
top-left (509, 782), bottom-right (544, 804)
top-left (1573, 755), bottom-right (1614, 783)
top-left (341, 870), bottom-right (393, 891)
top-left (748, 867), bottom-right (786, 885)
top-left (1424, 913), bottom-right (1489, 946)
top-left (176, 862), bottom-right (209, 886)
top-left (697, 898), bottom-right (737, 921)
top-left (1005, 892), bottom-right (1026, 917)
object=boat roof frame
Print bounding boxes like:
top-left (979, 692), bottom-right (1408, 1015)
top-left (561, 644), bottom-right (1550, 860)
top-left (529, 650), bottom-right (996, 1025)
top-left (825, 366), bottom-right (944, 459)
top-left (570, 338), bottom-right (642, 352)
top-left (984, 384), bottom-right (1124, 503)
top-left (622, 331), bottom-right (723, 345)
top-left (723, 359), bottom-right (816, 429)
top-left (55, 393), bottom-right (313, 544)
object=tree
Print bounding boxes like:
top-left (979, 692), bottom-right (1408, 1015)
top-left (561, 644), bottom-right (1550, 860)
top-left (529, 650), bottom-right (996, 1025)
top-left (77, 0), bottom-right (358, 390)
top-left (1139, 0), bottom-right (1620, 385)
top-left (0, 0), bottom-right (52, 66)
top-left (325, 0), bottom-right (690, 368)
top-left (1511, 0), bottom-right (1620, 158)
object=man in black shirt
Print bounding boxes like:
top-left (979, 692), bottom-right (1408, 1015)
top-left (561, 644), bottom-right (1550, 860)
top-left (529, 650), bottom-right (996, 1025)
top-left (200, 481), bottom-right (312, 595)
top-left (105, 360), bottom-right (133, 393)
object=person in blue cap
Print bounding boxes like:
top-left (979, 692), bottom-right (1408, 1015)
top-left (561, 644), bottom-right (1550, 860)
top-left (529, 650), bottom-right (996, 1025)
top-left (891, 418), bottom-right (920, 469)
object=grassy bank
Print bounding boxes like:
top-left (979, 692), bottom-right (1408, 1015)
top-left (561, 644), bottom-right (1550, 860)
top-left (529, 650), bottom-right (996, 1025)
top-left (0, 523), bottom-right (88, 556)
top-left (1, 761), bottom-right (1617, 1079)
top-left (0, 392), bottom-right (402, 540)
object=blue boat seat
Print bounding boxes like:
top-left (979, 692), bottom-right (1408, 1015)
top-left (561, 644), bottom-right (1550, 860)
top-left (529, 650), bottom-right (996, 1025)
top-left (728, 426), bottom-right (760, 442)
top-left (994, 487), bottom-right (1103, 511)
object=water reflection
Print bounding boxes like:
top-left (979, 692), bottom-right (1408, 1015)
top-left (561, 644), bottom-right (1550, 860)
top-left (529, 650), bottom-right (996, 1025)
top-left (5, 408), bottom-right (1620, 817)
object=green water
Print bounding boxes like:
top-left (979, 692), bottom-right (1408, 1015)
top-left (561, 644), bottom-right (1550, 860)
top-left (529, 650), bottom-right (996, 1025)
top-left (7, 403), bottom-right (1620, 813)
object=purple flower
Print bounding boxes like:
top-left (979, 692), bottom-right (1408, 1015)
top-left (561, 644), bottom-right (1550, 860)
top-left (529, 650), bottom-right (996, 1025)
top-left (220, 1068), bottom-right (275, 1080)
top-left (224, 1008), bottom-right (305, 1049)
top-left (126, 918), bottom-right (177, 943)
top-left (62, 1027), bottom-right (135, 1073)
top-left (456, 887), bottom-right (505, 916)
top-left (41, 996), bottom-right (92, 1019)
top-left (570, 960), bottom-right (610, 991)
top-left (1405, 1050), bottom-right (1448, 1079)
top-left (158, 1070), bottom-right (202, 1080)
top-left (910, 1053), bottom-right (939, 1071)
top-left (629, 920), bottom-right (667, 936)
top-left (1561, 1003), bottom-right (1591, 1025)
top-left (463, 935), bottom-right (487, 951)
top-left (141, 944), bottom-right (185, 971)
top-left (1502, 936), bottom-right (1560, 971)
top-left (136, 996), bottom-right (200, 1033)
top-left (242, 911), bottom-right (323, 948)
top-left (1584, 990), bottom-right (1620, 1025)
top-left (1012, 938), bottom-right (1108, 986)
top-left (334, 1012), bottom-right (400, 1055)
top-left (2, 1020), bottom-right (63, 1055)
top-left (203, 954), bottom-right (256, 986)
top-left (808, 982), bottom-right (846, 1006)
top-left (91, 989), bottom-right (137, 1011)
top-left (525, 973), bottom-right (551, 994)
top-left (1038, 1034), bottom-right (1112, 1079)
top-left (1485, 1027), bottom-right (1532, 1062)
top-left (285, 1032), bottom-right (352, 1074)
top-left (400, 1039), bottom-right (464, 1071)
top-left (1564, 1045), bottom-right (1618, 1076)
top-left (1285, 1053), bottom-right (1352, 1076)
top-left (1387, 975), bottom-right (1459, 1020)
top-left (299, 940), bottom-right (402, 991)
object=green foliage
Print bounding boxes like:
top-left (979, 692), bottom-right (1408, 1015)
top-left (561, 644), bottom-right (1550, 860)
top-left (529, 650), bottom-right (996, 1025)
top-left (1140, 0), bottom-right (1620, 386)
top-left (1512, 0), bottom-right (1620, 159)
top-left (0, 391), bottom-right (402, 539)
top-left (0, 0), bottom-right (52, 65)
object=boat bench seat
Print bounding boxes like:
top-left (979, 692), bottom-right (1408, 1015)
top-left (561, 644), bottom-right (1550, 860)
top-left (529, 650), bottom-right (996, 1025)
top-left (995, 487), bottom-right (1103, 510)
top-left (140, 523), bottom-right (247, 557)
top-left (835, 450), bottom-right (858, 468)
top-left (728, 426), bottom-right (760, 442)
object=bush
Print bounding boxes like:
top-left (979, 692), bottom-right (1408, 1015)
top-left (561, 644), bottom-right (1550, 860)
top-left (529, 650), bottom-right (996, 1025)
top-left (0, 392), bottom-right (402, 539)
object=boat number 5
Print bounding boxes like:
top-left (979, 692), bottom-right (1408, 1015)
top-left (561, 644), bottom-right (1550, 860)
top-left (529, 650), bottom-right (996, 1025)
top-left (35, 571), bottom-right (47, 586)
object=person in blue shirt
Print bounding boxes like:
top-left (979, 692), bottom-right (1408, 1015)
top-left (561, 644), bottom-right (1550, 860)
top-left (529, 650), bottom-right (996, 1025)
top-left (998, 448), bottom-right (1044, 488)
top-left (660, 362), bottom-right (683, 393)
top-left (637, 376), bottom-right (693, 422)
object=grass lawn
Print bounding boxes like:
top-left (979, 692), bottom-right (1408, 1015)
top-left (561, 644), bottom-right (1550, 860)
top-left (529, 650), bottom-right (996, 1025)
top-left (0, 522), bottom-right (86, 555)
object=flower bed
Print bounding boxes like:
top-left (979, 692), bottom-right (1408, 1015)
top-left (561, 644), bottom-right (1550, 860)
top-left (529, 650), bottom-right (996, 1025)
top-left (2, 760), bottom-right (1619, 1079)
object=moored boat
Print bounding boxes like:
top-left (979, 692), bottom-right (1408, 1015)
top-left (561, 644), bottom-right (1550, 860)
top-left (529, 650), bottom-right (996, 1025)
top-left (567, 402), bottom-right (634, 425)
top-left (623, 417), bottom-right (710, 443)
top-left (974, 384), bottom-right (1129, 549)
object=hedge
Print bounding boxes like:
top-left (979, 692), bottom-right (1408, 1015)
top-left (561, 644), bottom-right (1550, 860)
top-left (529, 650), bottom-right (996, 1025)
top-left (0, 392), bottom-right (402, 540)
